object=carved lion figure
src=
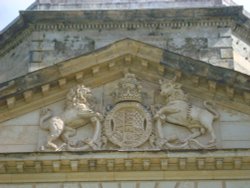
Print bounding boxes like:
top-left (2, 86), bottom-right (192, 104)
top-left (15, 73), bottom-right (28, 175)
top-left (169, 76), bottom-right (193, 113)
top-left (39, 85), bottom-right (102, 151)
top-left (155, 78), bottom-right (220, 144)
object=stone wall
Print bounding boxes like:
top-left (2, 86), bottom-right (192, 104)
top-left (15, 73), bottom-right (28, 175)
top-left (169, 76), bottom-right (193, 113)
top-left (27, 26), bottom-right (233, 70)
top-left (0, 36), bottom-right (31, 83)
top-left (0, 26), bottom-right (234, 82)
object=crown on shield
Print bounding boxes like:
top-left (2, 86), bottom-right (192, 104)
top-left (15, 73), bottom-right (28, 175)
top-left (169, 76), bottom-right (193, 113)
top-left (113, 73), bottom-right (142, 103)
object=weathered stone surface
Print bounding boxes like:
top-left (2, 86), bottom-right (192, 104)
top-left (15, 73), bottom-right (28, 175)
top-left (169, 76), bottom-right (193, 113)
top-left (208, 38), bottom-right (232, 48)
top-left (0, 39), bottom-right (249, 134)
top-left (1, 6), bottom-right (248, 83)
top-left (121, 182), bottom-right (137, 188)
top-left (197, 181), bottom-right (223, 188)
top-left (232, 35), bottom-right (250, 75)
top-left (220, 122), bottom-right (250, 141)
top-left (36, 184), bottom-right (62, 188)
top-left (158, 182), bottom-right (176, 188)
top-left (220, 48), bottom-right (233, 59)
top-left (0, 2), bottom-right (250, 185)
top-left (219, 28), bottom-right (232, 38)
top-left (0, 73), bottom-right (249, 152)
top-left (0, 124), bottom-right (38, 152)
top-left (0, 40), bottom-right (30, 82)
top-left (31, 41), bottom-right (55, 51)
top-left (1, 181), bottom-right (250, 188)
top-left (226, 181), bottom-right (250, 188)
top-left (102, 182), bottom-right (120, 188)
top-left (31, 51), bottom-right (43, 62)
top-left (34, 0), bottom-right (224, 10)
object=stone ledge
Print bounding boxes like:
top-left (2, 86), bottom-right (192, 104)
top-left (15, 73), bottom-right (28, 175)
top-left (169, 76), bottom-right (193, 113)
top-left (0, 170), bottom-right (250, 183)
top-left (21, 7), bottom-right (241, 23)
top-left (0, 150), bottom-right (249, 177)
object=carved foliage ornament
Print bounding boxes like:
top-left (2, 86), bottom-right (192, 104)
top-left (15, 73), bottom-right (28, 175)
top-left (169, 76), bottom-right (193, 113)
top-left (39, 74), bottom-right (220, 151)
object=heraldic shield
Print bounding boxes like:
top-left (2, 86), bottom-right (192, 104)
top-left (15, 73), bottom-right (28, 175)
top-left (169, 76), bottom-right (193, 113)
top-left (104, 73), bottom-right (153, 149)
top-left (104, 102), bottom-right (152, 149)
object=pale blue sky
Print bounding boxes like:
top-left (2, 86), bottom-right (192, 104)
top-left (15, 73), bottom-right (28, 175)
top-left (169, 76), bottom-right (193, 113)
top-left (0, 0), bottom-right (250, 32)
top-left (0, 0), bottom-right (35, 31)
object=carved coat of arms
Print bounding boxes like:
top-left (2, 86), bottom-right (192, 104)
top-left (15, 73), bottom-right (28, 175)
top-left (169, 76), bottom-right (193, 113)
top-left (104, 73), bottom-right (152, 149)
top-left (39, 73), bottom-right (220, 151)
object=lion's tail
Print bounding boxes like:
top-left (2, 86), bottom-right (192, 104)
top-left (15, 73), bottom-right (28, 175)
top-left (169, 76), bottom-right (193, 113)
top-left (203, 101), bottom-right (220, 120)
top-left (39, 108), bottom-right (53, 130)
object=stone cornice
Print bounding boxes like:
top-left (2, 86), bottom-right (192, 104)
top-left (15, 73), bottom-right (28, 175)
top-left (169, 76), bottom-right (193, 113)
top-left (33, 0), bottom-right (224, 11)
top-left (232, 11), bottom-right (250, 45)
top-left (32, 18), bottom-right (232, 31)
top-left (0, 39), bottom-right (250, 123)
top-left (0, 6), bottom-right (249, 58)
top-left (21, 7), bottom-right (241, 22)
top-left (0, 149), bottom-right (249, 183)
top-left (0, 6), bottom-right (244, 57)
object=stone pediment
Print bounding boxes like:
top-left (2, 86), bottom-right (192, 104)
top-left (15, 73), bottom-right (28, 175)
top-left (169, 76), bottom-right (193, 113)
top-left (0, 38), bottom-right (250, 153)
top-left (0, 38), bottom-right (249, 119)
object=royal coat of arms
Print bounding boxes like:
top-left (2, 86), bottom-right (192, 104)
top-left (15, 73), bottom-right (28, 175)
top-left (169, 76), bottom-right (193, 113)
top-left (104, 73), bottom-right (153, 149)
top-left (39, 73), bottom-right (219, 151)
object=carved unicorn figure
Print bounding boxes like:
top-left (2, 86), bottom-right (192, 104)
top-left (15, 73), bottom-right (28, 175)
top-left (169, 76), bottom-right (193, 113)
top-left (155, 77), bottom-right (220, 144)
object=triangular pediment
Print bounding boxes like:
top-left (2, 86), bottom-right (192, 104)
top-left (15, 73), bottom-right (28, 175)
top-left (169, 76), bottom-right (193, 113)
top-left (1, 3), bottom-right (250, 183)
top-left (0, 38), bottom-right (250, 154)
top-left (0, 38), bottom-right (249, 120)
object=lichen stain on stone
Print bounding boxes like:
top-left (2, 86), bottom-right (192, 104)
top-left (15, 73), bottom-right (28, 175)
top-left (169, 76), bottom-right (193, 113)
top-left (54, 40), bottom-right (66, 53)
